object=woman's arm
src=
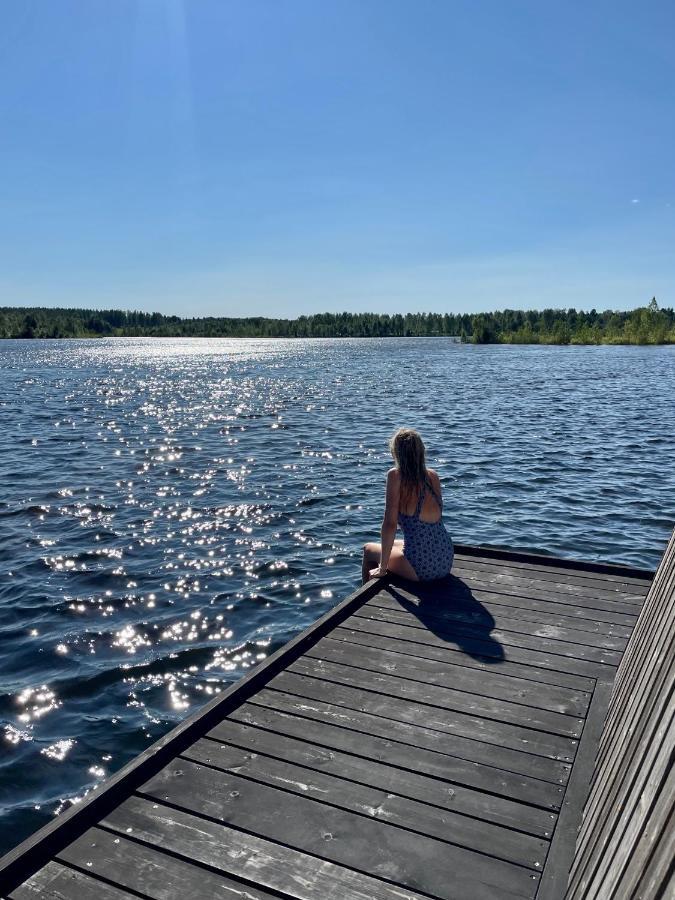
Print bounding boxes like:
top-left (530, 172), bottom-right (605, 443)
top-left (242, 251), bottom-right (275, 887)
top-left (376, 469), bottom-right (400, 575)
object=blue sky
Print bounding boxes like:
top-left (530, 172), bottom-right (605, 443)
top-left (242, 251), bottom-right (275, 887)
top-left (1, 0), bottom-right (673, 316)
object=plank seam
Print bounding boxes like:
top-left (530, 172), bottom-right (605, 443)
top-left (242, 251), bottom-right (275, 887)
top-left (332, 628), bottom-right (596, 693)
top-left (347, 613), bottom-right (621, 677)
top-left (47, 858), bottom-right (152, 900)
top-left (86, 823), bottom-right (311, 900)
top-left (116, 797), bottom-right (453, 900)
top-left (302, 647), bottom-right (590, 722)
top-left (226, 707), bottom-right (566, 814)
top-left (194, 734), bottom-right (556, 844)
top-left (252, 691), bottom-right (574, 787)
top-left (284, 660), bottom-right (586, 738)
top-left (173, 749), bottom-right (546, 871)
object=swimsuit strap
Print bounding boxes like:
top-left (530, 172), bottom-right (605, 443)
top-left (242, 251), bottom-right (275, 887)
top-left (425, 477), bottom-right (443, 511)
top-left (414, 481), bottom-right (426, 517)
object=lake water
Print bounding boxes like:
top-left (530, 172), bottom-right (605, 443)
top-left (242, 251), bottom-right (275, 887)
top-left (1, 337), bottom-right (674, 855)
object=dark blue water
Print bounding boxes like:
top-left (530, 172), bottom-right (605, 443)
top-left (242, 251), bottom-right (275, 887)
top-left (1, 337), bottom-right (674, 855)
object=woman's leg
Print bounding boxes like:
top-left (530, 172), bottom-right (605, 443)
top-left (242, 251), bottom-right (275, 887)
top-left (362, 539), bottom-right (418, 583)
top-left (387, 542), bottom-right (419, 581)
top-left (362, 542), bottom-right (381, 584)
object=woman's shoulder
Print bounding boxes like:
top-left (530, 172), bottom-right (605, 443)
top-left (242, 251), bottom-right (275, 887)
top-left (426, 468), bottom-right (442, 488)
top-left (387, 466), bottom-right (400, 482)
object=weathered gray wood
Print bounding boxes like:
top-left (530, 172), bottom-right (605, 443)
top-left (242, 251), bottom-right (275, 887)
top-left (307, 635), bottom-right (591, 716)
top-left (265, 673), bottom-right (578, 768)
top-left (353, 604), bottom-right (624, 668)
top-left (628, 814), bottom-right (675, 900)
top-left (452, 552), bottom-right (653, 588)
top-left (332, 624), bottom-right (596, 692)
top-left (571, 558), bottom-right (673, 851)
top-left (456, 585), bottom-right (639, 629)
top-left (291, 654), bottom-right (585, 737)
top-left (341, 611), bottom-right (617, 680)
top-left (572, 554), bottom-right (674, 844)
top-left (136, 759), bottom-right (540, 898)
top-left (536, 682), bottom-right (614, 900)
top-left (57, 827), bottom-right (281, 899)
top-left (205, 716), bottom-right (558, 835)
top-left (103, 795), bottom-right (435, 900)
top-left (566, 530), bottom-right (674, 900)
top-left (220, 704), bottom-right (563, 824)
top-left (8, 862), bottom-right (136, 899)
top-left (452, 562), bottom-right (647, 608)
top-left (448, 573), bottom-right (646, 620)
top-left (367, 591), bottom-right (629, 651)
top-left (247, 692), bottom-right (569, 807)
top-left (453, 557), bottom-right (649, 597)
top-left (596, 564), bottom-right (675, 752)
top-left (611, 764), bottom-right (675, 900)
top-left (575, 645), bottom-right (674, 861)
top-left (182, 737), bottom-right (549, 868)
top-left (370, 586), bottom-right (635, 638)
top-left (569, 684), bottom-right (674, 896)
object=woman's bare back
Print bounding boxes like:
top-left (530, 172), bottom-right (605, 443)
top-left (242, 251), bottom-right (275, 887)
top-left (395, 467), bottom-right (443, 522)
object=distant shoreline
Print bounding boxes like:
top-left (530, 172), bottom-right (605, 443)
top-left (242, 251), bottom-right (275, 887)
top-left (4, 335), bottom-right (675, 347)
top-left (1, 302), bottom-right (674, 345)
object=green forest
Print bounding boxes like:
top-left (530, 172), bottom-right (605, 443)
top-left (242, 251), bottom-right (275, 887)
top-left (1, 300), bottom-right (673, 344)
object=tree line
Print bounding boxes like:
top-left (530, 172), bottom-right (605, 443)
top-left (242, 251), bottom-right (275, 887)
top-left (1, 299), bottom-right (673, 344)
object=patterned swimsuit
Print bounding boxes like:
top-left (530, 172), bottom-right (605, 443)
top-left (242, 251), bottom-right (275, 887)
top-left (398, 478), bottom-right (454, 581)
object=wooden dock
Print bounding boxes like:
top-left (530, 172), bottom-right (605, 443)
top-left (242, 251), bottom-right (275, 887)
top-left (0, 544), bottom-right (661, 899)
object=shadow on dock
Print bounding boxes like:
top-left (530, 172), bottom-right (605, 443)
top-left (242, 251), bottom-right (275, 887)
top-left (387, 574), bottom-right (505, 663)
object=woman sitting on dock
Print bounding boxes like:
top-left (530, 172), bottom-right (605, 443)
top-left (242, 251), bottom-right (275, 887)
top-left (362, 428), bottom-right (454, 584)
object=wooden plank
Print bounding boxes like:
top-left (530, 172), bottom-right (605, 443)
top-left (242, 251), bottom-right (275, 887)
top-left (572, 564), bottom-right (675, 853)
top-left (8, 862), bottom-right (136, 899)
top-left (448, 568), bottom-right (645, 614)
top-left (571, 703), bottom-right (674, 898)
top-left (566, 530), bottom-right (674, 900)
top-left (450, 575), bottom-right (644, 619)
top-left (55, 827), bottom-right (281, 900)
top-left (451, 543), bottom-right (654, 581)
top-left (607, 562), bottom-right (675, 700)
top-left (182, 737), bottom-right (549, 869)
top-left (333, 624), bottom-right (597, 693)
top-left (354, 605), bottom-right (624, 667)
top-left (102, 794), bottom-right (435, 900)
top-left (245, 694), bottom-right (568, 808)
top-left (290, 654), bottom-right (585, 738)
top-left (266, 673), bottom-right (578, 767)
top-left (341, 612), bottom-right (617, 681)
top-left (452, 552), bottom-right (653, 588)
top-left (460, 586), bottom-right (639, 629)
top-left (205, 716), bottom-right (557, 837)
top-left (371, 586), bottom-right (635, 637)
top-left (307, 636), bottom-right (591, 716)
top-left (574, 643), bottom-right (674, 864)
top-left (135, 758), bottom-right (540, 899)
top-left (367, 592), bottom-right (629, 652)
top-left (0, 577), bottom-right (385, 893)
top-left (223, 694), bottom-right (563, 816)
top-left (627, 809), bottom-right (675, 900)
top-left (535, 681), bottom-right (613, 900)
top-left (453, 561), bottom-right (647, 604)
top-left (596, 572), bottom-right (675, 754)
top-left (453, 555), bottom-right (652, 593)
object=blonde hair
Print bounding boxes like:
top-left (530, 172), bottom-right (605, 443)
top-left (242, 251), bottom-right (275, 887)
top-left (389, 428), bottom-right (427, 502)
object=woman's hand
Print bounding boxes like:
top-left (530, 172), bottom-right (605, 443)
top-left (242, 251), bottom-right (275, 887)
top-left (369, 565), bottom-right (387, 578)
